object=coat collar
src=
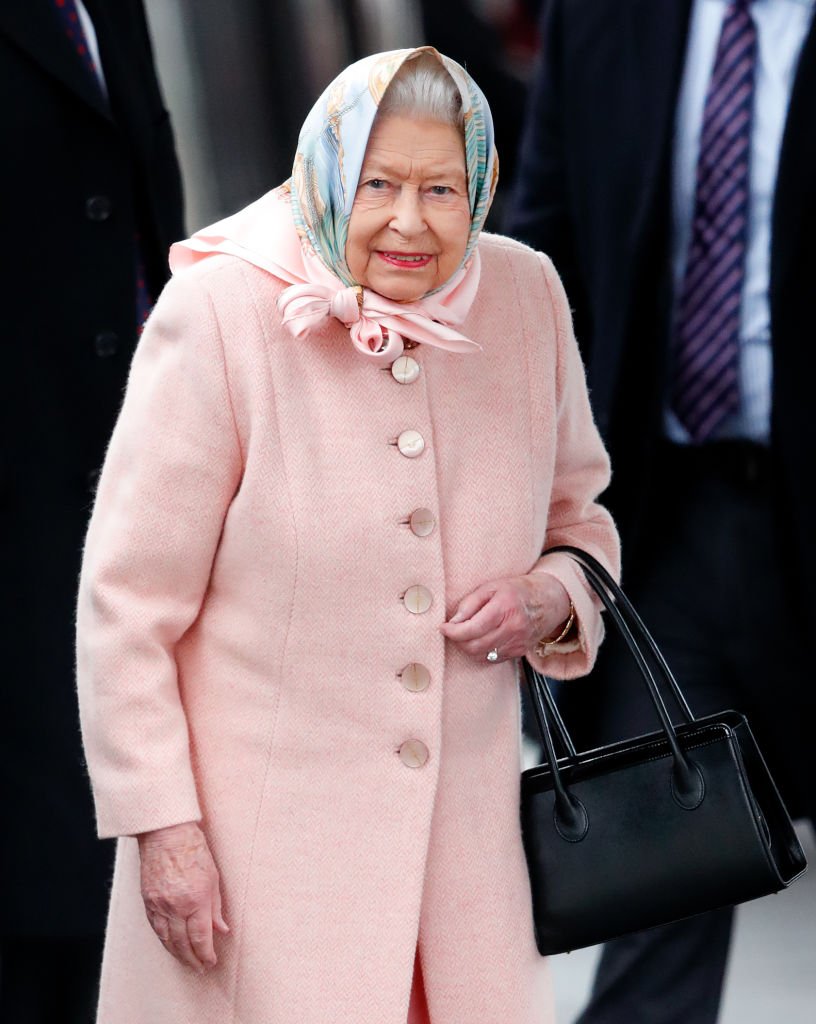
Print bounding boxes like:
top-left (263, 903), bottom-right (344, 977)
top-left (772, 10), bottom-right (816, 294)
top-left (625, 0), bottom-right (694, 252)
top-left (0, 0), bottom-right (111, 122)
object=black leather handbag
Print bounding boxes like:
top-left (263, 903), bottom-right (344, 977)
top-left (520, 545), bottom-right (807, 956)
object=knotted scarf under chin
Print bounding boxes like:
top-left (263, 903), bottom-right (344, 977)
top-left (276, 280), bottom-right (482, 367)
top-left (168, 188), bottom-right (484, 367)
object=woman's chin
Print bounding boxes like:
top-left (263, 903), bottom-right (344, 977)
top-left (383, 288), bottom-right (427, 303)
top-left (363, 274), bottom-right (431, 303)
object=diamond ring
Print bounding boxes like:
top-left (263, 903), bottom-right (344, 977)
top-left (486, 648), bottom-right (499, 663)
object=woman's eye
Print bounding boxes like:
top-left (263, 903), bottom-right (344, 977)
top-left (366, 179), bottom-right (388, 190)
top-left (429, 185), bottom-right (453, 196)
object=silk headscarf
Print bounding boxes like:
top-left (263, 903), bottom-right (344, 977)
top-left (171, 47), bottom-right (499, 365)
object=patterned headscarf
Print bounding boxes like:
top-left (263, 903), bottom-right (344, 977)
top-left (171, 47), bottom-right (499, 365)
top-left (290, 46), bottom-right (498, 287)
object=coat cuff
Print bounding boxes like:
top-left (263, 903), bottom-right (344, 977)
top-left (525, 552), bottom-right (605, 679)
top-left (92, 772), bottom-right (202, 840)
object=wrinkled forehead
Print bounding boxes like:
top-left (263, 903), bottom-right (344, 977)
top-left (359, 117), bottom-right (467, 183)
top-left (296, 49), bottom-right (473, 210)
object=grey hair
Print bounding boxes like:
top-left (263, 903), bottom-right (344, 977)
top-left (377, 52), bottom-right (464, 131)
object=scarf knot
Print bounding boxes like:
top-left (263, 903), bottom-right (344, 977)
top-left (171, 189), bottom-right (485, 367)
top-left (276, 282), bottom-right (358, 333)
top-left (277, 282), bottom-right (407, 364)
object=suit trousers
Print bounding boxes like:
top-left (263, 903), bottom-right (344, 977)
top-left (556, 441), bottom-right (813, 1024)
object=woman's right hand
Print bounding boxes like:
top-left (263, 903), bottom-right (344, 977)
top-left (138, 820), bottom-right (229, 973)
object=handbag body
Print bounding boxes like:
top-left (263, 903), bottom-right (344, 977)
top-left (521, 546), bottom-right (807, 956)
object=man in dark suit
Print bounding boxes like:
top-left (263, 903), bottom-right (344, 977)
top-left (0, 2), bottom-right (183, 1019)
top-left (506, 1), bottom-right (815, 1021)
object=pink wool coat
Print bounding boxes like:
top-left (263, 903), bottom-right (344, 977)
top-left (76, 232), bottom-right (619, 1024)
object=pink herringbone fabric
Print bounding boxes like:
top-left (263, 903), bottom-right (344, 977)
top-left (76, 233), bottom-right (618, 1024)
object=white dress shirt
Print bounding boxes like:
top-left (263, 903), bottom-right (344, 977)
top-left (668, 0), bottom-right (815, 443)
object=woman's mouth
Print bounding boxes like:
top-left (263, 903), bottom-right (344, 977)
top-left (377, 251), bottom-right (433, 268)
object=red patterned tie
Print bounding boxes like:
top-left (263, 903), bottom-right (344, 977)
top-left (672, 0), bottom-right (757, 442)
top-left (53, 0), bottom-right (101, 82)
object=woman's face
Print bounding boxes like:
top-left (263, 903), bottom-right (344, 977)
top-left (345, 115), bottom-right (471, 302)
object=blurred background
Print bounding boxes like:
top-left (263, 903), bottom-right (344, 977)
top-left (142, 0), bottom-right (542, 232)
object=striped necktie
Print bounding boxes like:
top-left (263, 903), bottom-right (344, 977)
top-left (672, 0), bottom-right (757, 443)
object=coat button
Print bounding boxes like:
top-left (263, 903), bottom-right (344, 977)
top-left (399, 663), bottom-right (431, 692)
top-left (94, 331), bottom-right (119, 357)
top-left (399, 739), bottom-right (429, 768)
top-left (403, 585), bottom-right (432, 614)
top-left (397, 430), bottom-right (425, 458)
top-left (391, 355), bottom-right (421, 384)
top-left (409, 508), bottom-right (435, 537)
top-left (85, 195), bottom-right (113, 221)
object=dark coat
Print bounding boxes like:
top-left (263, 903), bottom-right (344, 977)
top-left (506, 0), bottom-right (816, 628)
top-left (0, 0), bottom-right (183, 936)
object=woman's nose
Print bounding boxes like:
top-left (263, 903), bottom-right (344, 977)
top-left (390, 190), bottom-right (425, 237)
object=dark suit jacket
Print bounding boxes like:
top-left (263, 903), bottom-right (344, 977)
top-left (0, 0), bottom-right (183, 936)
top-left (506, 0), bottom-right (816, 622)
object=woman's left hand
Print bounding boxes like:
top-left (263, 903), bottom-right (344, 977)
top-left (440, 573), bottom-right (572, 663)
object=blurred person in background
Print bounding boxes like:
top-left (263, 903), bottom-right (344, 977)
top-left (0, 1), bottom-right (183, 1021)
top-left (76, 47), bottom-right (618, 1024)
top-left (506, 1), bottom-right (816, 1023)
top-left (419, 0), bottom-right (542, 226)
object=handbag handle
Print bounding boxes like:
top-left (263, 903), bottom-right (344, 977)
top-left (548, 546), bottom-right (695, 722)
top-left (528, 668), bottom-right (577, 759)
top-left (523, 547), bottom-right (705, 837)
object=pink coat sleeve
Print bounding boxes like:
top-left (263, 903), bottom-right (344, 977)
top-left (526, 254), bottom-right (621, 679)
top-left (76, 268), bottom-right (243, 839)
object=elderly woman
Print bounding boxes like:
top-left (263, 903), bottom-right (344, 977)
top-left (77, 47), bottom-right (618, 1024)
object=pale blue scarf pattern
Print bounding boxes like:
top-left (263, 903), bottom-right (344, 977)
top-left (173, 48), bottom-right (498, 364)
top-left (290, 46), bottom-right (499, 289)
